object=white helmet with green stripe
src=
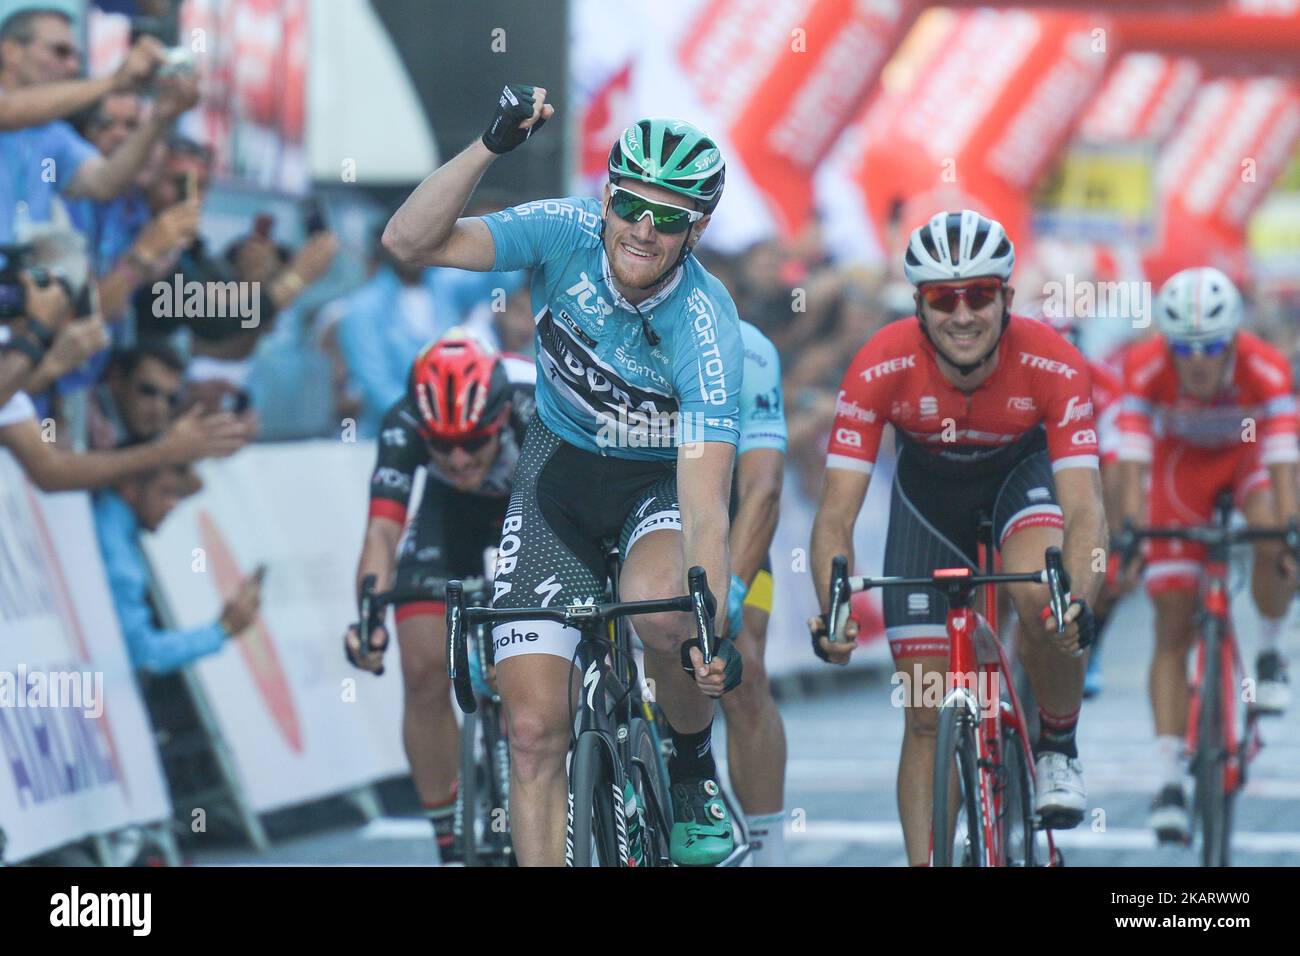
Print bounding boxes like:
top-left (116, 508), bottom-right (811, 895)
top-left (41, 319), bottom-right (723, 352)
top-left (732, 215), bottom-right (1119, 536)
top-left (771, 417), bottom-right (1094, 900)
top-left (1156, 267), bottom-right (1242, 347)
top-left (608, 118), bottom-right (726, 213)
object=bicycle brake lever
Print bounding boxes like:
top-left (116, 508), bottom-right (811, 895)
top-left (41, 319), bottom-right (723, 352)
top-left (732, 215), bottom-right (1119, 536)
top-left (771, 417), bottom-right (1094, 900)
top-left (828, 555), bottom-right (851, 643)
top-left (357, 574), bottom-right (377, 656)
top-left (687, 566), bottom-right (714, 665)
top-left (1044, 547), bottom-right (1070, 635)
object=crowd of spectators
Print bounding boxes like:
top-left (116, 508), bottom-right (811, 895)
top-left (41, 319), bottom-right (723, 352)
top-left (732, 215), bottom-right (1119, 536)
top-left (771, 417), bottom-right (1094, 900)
top-left (5, 1), bottom-right (1298, 867)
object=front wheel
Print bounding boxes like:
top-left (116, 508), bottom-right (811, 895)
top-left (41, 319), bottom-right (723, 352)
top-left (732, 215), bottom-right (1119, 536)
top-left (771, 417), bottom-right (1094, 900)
top-left (627, 717), bottom-right (672, 867)
top-left (933, 702), bottom-right (986, 867)
top-left (568, 732), bottom-right (622, 867)
top-left (1000, 722), bottom-right (1038, 867)
top-left (1194, 630), bottom-right (1230, 867)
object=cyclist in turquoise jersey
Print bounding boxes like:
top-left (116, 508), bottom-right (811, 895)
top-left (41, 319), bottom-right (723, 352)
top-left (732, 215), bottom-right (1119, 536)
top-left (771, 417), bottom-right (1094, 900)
top-left (721, 320), bottom-right (789, 865)
top-left (384, 84), bottom-right (746, 866)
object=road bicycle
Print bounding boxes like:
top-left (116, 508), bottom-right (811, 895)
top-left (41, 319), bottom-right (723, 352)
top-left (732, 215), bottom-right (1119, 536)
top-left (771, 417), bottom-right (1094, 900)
top-left (824, 542), bottom-right (1073, 867)
top-left (357, 573), bottom-right (513, 866)
top-left (446, 545), bottom-right (749, 867)
top-left (1120, 493), bottom-right (1299, 867)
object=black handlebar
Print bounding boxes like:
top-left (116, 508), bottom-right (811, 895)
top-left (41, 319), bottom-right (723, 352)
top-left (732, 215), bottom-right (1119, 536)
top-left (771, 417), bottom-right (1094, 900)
top-left (825, 546), bottom-right (1074, 641)
top-left (444, 566), bottom-right (718, 715)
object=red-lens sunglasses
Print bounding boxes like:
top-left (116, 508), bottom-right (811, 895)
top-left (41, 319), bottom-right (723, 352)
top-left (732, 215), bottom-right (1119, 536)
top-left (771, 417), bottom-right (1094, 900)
top-left (427, 429), bottom-right (498, 455)
top-left (920, 278), bottom-right (1003, 313)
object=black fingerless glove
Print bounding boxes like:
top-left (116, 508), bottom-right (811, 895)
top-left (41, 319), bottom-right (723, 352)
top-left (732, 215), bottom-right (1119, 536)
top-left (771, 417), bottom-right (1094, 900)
top-left (809, 614), bottom-right (832, 663)
top-left (1072, 598), bottom-right (1095, 652)
top-left (679, 634), bottom-right (743, 693)
top-left (482, 83), bottom-right (547, 154)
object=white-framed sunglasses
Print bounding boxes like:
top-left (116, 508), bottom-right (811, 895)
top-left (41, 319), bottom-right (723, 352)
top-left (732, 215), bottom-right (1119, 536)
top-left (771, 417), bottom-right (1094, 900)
top-left (609, 184), bottom-right (704, 234)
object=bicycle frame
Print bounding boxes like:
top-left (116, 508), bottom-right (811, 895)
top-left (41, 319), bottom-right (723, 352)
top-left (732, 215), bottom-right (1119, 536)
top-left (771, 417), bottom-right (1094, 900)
top-left (1124, 497), bottom-right (1292, 864)
top-left (826, 548), bottom-right (1066, 867)
top-left (940, 582), bottom-right (1057, 868)
top-left (446, 562), bottom-right (727, 866)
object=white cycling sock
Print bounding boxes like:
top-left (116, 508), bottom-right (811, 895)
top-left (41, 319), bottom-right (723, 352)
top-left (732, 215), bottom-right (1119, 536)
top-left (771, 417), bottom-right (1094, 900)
top-left (1156, 735), bottom-right (1184, 788)
top-left (1258, 615), bottom-right (1284, 654)
top-left (746, 811), bottom-right (786, 867)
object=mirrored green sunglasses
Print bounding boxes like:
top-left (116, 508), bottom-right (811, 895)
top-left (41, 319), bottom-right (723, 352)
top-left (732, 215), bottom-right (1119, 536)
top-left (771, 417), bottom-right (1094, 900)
top-left (609, 185), bottom-right (703, 234)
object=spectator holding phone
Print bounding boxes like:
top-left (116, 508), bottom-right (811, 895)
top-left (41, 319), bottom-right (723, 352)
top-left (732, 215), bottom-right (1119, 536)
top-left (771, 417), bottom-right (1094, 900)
top-left (0, 8), bottom-right (200, 244)
top-left (94, 453), bottom-right (263, 674)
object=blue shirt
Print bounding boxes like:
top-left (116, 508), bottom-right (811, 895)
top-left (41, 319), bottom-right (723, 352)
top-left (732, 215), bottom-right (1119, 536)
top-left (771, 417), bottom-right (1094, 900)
top-left (481, 196), bottom-right (743, 459)
top-left (737, 320), bottom-right (787, 455)
top-left (93, 490), bottom-right (228, 675)
top-left (67, 189), bottom-right (151, 273)
top-left (0, 119), bottom-right (98, 244)
top-left (338, 265), bottom-right (521, 437)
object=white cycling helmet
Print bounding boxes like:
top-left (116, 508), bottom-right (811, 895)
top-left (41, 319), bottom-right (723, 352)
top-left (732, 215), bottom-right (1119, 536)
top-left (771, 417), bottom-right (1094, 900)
top-left (903, 210), bottom-right (1016, 286)
top-left (1156, 267), bottom-right (1242, 348)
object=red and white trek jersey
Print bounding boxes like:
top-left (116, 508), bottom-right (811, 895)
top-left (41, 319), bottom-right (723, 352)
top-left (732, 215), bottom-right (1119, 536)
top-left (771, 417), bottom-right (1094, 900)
top-left (1116, 331), bottom-right (1300, 466)
top-left (1089, 358), bottom-right (1123, 465)
top-left (827, 315), bottom-right (1099, 477)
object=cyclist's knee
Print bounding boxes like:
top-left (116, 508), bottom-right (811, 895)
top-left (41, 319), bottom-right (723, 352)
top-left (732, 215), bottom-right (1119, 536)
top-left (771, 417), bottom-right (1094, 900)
top-left (506, 710), bottom-right (569, 782)
top-left (397, 619), bottom-right (449, 694)
top-left (630, 612), bottom-right (687, 656)
top-left (1152, 590), bottom-right (1197, 650)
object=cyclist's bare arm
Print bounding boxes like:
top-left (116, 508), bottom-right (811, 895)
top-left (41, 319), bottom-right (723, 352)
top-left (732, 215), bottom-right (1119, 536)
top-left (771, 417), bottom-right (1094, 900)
top-left (678, 441), bottom-right (735, 628)
top-left (1055, 466), bottom-right (1108, 606)
top-left (1267, 462), bottom-right (1299, 523)
top-left (810, 466), bottom-right (870, 613)
top-left (355, 516), bottom-right (402, 597)
top-left (1116, 457), bottom-right (1148, 523)
top-left (383, 86), bottom-right (553, 269)
top-left (730, 448), bottom-right (783, 586)
top-left (382, 142), bottom-right (499, 270)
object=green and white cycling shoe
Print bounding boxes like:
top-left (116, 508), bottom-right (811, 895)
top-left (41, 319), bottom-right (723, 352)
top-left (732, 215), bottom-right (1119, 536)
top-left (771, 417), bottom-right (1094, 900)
top-left (669, 777), bottom-right (734, 866)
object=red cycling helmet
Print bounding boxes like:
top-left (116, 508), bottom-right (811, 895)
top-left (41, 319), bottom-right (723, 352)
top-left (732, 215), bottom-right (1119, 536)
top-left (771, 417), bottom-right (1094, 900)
top-left (408, 333), bottom-right (512, 444)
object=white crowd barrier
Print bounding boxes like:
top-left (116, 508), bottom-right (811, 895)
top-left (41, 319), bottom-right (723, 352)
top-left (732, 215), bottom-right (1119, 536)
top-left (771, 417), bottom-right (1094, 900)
top-left (0, 453), bottom-right (171, 863)
top-left (0, 435), bottom-right (895, 861)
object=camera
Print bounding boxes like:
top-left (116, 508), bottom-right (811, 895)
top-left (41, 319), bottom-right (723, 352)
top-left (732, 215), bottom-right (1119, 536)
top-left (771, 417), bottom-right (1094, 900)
top-left (0, 244), bottom-right (36, 321)
top-left (0, 244), bottom-right (79, 322)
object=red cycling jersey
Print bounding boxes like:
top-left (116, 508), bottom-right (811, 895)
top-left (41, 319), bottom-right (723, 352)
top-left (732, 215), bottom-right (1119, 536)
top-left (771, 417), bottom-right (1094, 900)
top-left (1117, 330), bottom-right (1299, 466)
top-left (1089, 358), bottom-right (1122, 465)
top-left (827, 315), bottom-right (1099, 477)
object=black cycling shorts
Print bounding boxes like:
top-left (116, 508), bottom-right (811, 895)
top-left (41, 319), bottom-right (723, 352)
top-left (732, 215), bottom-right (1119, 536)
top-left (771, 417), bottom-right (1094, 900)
top-left (392, 482), bottom-right (506, 622)
top-left (490, 418), bottom-right (680, 664)
top-left (881, 444), bottom-right (1063, 660)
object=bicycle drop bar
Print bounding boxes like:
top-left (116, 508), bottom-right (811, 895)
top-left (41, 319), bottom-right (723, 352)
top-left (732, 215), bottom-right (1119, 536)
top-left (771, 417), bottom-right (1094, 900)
top-left (825, 547), bottom-right (1073, 641)
top-left (444, 566), bottom-right (717, 715)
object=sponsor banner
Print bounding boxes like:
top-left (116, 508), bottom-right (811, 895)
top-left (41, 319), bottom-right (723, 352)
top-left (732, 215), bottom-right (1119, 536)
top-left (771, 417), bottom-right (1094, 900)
top-left (677, 0), bottom-right (918, 237)
top-left (0, 453), bottom-right (171, 863)
top-left (847, 8), bottom-right (1113, 261)
top-left (142, 441), bottom-right (407, 813)
top-left (1115, 0), bottom-right (1300, 61)
top-left (1077, 53), bottom-right (1202, 146)
top-left (1143, 77), bottom-right (1300, 285)
top-left (1033, 142), bottom-right (1156, 245)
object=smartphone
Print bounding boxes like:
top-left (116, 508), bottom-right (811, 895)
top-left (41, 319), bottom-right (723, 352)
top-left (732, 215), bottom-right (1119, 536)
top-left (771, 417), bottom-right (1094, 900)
top-left (253, 214), bottom-right (275, 240)
top-left (252, 564), bottom-right (268, 585)
top-left (301, 197), bottom-right (327, 236)
top-left (174, 173), bottom-right (191, 203)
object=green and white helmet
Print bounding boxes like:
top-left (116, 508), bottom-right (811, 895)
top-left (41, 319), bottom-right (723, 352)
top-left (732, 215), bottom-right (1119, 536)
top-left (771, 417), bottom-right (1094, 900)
top-left (608, 118), bottom-right (726, 213)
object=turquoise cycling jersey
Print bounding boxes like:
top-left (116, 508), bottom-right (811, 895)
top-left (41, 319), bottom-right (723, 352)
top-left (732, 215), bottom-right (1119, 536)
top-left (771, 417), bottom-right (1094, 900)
top-left (481, 196), bottom-right (743, 460)
top-left (737, 320), bottom-right (787, 456)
